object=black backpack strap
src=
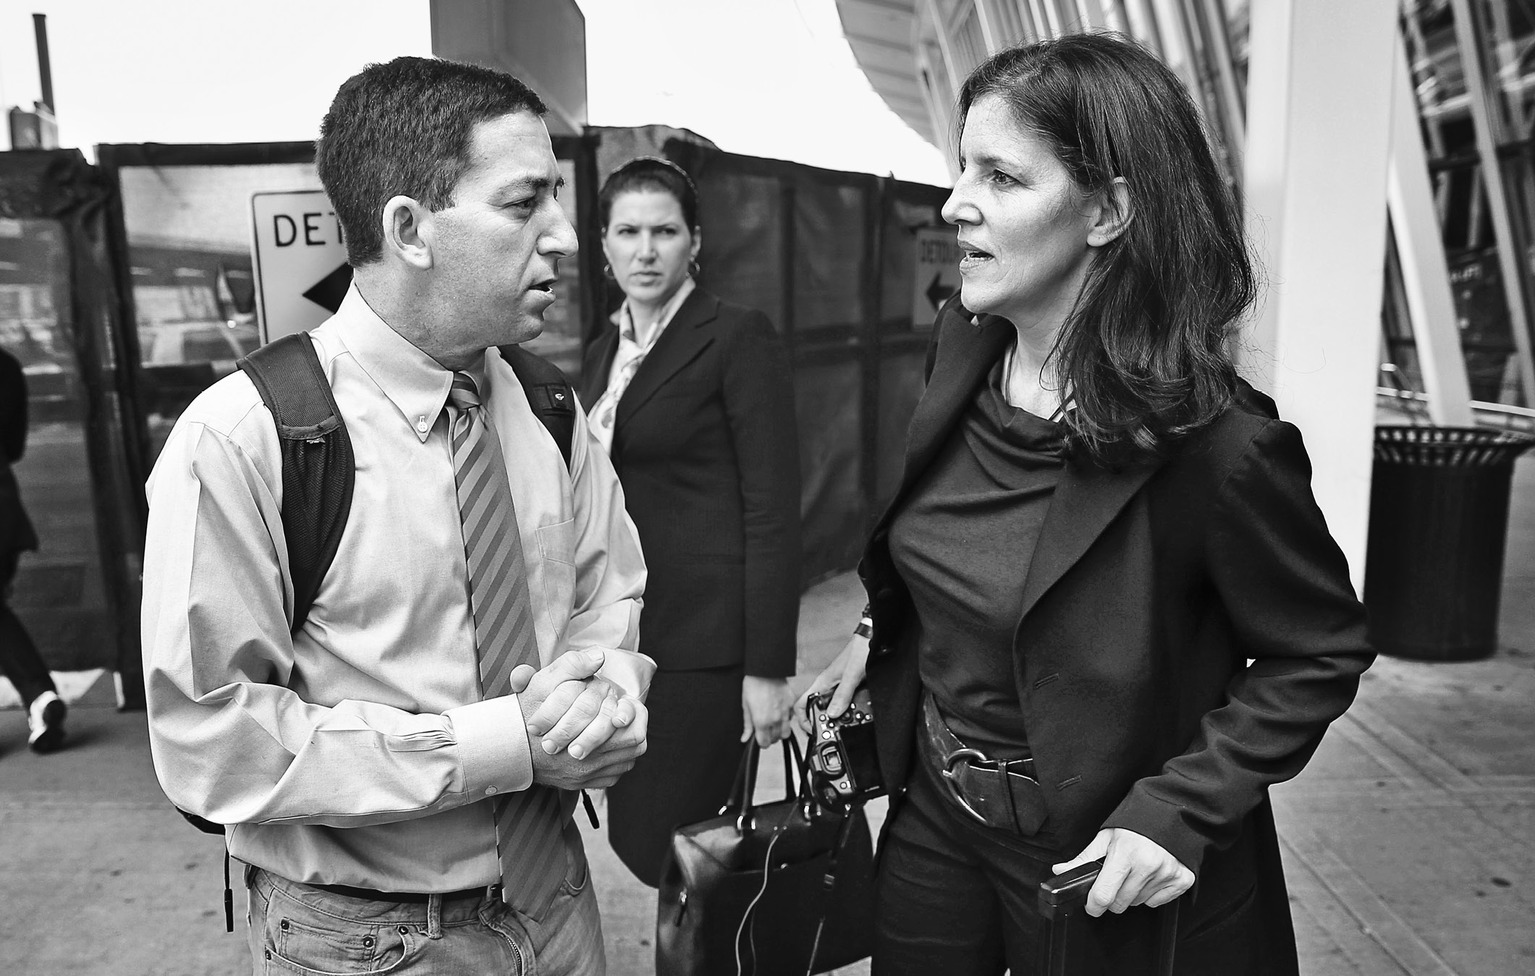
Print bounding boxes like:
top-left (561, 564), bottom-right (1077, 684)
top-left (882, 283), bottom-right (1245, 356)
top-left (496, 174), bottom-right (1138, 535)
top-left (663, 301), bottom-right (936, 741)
top-left (498, 344), bottom-right (577, 469)
top-left (236, 332), bottom-right (354, 633)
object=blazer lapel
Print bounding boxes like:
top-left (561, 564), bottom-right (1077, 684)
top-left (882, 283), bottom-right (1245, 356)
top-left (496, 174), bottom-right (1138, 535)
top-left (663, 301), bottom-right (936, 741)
top-left (877, 310), bottom-right (1012, 532)
top-left (879, 301), bottom-right (1165, 624)
top-left (615, 289), bottom-right (719, 424)
top-left (579, 326), bottom-right (620, 406)
top-left (1016, 456), bottom-right (1160, 622)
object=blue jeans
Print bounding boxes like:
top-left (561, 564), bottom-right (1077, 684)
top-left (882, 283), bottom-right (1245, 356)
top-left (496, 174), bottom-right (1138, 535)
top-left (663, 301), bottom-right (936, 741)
top-left (246, 864), bottom-right (605, 976)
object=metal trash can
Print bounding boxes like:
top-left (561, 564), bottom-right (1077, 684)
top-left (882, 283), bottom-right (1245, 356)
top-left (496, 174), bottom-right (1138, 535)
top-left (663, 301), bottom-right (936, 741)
top-left (1364, 425), bottom-right (1535, 661)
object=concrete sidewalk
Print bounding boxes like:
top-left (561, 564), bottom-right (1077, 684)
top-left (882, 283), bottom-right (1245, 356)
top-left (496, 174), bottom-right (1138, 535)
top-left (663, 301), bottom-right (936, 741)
top-left (0, 570), bottom-right (872, 976)
top-left (4, 458), bottom-right (1534, 974)
top-left (1267, 456), bottom-right (1535, 975)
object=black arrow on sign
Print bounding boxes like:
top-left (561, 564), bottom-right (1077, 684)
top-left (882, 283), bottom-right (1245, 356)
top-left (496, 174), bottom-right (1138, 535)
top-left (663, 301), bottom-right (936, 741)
top-left (303, 262), bottom-right (354, 313)
top-left (926, 272), bottom-right (956, 312)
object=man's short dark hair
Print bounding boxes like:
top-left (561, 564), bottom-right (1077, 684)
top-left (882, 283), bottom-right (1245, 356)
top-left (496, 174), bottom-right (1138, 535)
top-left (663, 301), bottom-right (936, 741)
top-left (316, 56), bottom-right (548, 267)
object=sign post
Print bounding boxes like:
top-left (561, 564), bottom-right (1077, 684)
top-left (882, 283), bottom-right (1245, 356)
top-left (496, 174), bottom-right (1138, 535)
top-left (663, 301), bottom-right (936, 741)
top-left (250, 190), bottom-right (352, 343)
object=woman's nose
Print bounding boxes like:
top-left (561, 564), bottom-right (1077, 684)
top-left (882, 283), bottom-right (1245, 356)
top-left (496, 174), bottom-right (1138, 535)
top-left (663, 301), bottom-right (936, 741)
top-left (941, 181), bottom-right (975, 226)
top-left (637, 233), bottom-right (657, 259)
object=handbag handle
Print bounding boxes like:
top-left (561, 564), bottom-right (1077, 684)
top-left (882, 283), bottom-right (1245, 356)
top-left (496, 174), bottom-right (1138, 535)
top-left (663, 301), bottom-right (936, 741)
top-left (724, 736), bottom-right (808, 834)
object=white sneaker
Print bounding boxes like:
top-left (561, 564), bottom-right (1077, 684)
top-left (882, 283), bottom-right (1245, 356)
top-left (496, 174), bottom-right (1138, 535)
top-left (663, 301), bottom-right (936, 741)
top-left (27, 690), bottom-right (66, 753)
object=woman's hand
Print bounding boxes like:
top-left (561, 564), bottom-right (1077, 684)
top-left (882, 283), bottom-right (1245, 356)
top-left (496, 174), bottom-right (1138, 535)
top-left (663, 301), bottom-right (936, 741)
top-left (794, 634), bottom-right (871, 733)
top-left (741, 675), bottom-right (793, 747)
top-left (1051, 827), bottom-right (1194, 917)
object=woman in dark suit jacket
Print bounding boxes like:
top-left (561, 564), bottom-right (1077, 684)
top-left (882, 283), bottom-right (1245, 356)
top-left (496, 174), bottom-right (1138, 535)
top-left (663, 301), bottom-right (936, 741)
top-left (1, 347), bottom-right (66, 753)
top-left (581, 157), bottom-right (802, 888)
top-left (805, 36), bottom-right (1372, 975)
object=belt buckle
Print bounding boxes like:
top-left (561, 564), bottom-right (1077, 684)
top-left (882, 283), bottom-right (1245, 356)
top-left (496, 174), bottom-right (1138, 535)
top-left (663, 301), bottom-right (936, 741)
top-left (1001, 756), bottom-right (1038, 785)
top-left (939, 747), bottom-right (993, 826)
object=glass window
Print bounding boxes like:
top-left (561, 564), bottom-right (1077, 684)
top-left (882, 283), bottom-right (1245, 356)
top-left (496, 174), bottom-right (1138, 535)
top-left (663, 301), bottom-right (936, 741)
top-left (0, 217), bottom-right (114, 665)
top-left (1472, 0), bottom-right (1535, 404)
top-left (1401, 0), bottom-right (1529, 405)
top-left (117, 162), bottom-right (318, 456)
top-left (0, 219), bottom-right (72, 381)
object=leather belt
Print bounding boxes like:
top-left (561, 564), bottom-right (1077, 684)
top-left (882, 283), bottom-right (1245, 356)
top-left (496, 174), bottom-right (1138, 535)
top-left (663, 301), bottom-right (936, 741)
top-left (920, 692), bottom-right (1048, 836)
top-left (307, 882), bottom-right (500, 905)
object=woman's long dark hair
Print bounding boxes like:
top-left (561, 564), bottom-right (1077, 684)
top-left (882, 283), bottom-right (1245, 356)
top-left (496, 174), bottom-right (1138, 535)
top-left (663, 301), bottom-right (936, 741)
top-left (958, 33), bottom-right (1255, 466)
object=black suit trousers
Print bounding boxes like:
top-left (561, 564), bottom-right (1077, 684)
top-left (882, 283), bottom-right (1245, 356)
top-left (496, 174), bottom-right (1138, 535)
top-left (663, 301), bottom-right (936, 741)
top-left (605, 665), bottom-right (745, 888)
top-left (875, 738), bottom-right (1264, 976)
top-left (0, 460), bottom-right (49, 709)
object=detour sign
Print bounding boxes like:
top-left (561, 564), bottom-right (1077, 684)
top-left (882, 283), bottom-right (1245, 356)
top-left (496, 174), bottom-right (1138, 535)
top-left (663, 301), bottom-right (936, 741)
top-left (250, 189), bottom-right (353, 343)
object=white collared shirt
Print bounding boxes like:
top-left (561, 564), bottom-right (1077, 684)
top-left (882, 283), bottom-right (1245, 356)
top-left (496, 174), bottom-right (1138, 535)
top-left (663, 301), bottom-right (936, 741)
top-left (588, 277), bottom-right (697, 453)
top-left (141, 286), bottom-right (652, 890)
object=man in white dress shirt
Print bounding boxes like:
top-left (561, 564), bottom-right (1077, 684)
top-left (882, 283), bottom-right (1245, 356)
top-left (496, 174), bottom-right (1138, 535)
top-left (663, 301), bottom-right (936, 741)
top-left (141, 57), bottom-right (651, 976)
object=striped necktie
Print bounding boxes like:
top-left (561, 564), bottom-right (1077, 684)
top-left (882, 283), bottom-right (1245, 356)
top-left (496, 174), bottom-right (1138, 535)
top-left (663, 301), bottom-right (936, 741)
top-left (447, 371), bottom-right (568, 918)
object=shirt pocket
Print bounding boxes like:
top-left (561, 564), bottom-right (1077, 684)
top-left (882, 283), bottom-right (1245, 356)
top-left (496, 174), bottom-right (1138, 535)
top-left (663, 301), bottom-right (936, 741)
top-left (535, 518), bottom-right (578, 639)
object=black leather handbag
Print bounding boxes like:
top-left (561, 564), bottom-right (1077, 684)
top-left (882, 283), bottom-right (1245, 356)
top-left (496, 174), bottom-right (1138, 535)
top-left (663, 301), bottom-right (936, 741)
top-left (655, 736), bottom-right (876, 976)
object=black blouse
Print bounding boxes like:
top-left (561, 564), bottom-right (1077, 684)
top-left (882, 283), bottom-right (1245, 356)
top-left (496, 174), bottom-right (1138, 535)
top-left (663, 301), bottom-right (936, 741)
top-left (887, 358), bottom-right (1066, 758)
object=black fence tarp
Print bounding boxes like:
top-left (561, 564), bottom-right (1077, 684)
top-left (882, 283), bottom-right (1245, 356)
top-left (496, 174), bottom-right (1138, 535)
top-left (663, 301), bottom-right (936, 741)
top-left (649, 139), bottom-right (952, 583)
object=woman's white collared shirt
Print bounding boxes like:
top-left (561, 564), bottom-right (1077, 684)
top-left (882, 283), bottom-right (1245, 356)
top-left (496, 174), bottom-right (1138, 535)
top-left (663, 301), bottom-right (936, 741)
top-left (588, 277), bottom-right (696, 453)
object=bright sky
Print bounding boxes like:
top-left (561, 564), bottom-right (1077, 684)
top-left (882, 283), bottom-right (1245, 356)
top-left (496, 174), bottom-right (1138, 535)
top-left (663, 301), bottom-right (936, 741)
top-left (0, 0), bottom-right (951, 185)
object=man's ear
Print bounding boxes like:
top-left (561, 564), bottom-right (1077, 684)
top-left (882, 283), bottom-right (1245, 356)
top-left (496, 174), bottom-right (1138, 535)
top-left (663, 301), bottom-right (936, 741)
top-left (1087, 177), bottom-right (1133, 248)
top-left (381, 195), bottom-right (434, 270)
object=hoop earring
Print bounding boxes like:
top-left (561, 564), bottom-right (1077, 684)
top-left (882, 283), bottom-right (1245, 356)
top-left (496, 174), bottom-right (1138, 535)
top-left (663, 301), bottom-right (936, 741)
top-left (603, 263), bottom-right (615, 280)
top-left (688, 259), bottom-right (701, 279)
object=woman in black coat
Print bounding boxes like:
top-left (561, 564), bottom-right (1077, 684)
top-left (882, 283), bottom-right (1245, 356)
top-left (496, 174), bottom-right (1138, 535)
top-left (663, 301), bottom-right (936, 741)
top-left (580, 157), bottom-right (802, 888)
top-left (1, 347), bottom-right (66, 753)
top-left (804, 35), bottom-right (1373, 975)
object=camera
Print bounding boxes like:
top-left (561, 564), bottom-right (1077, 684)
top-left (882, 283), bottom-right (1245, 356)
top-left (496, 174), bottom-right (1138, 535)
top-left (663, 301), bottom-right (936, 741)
top-left (804, 685), bottom-right (885, 810)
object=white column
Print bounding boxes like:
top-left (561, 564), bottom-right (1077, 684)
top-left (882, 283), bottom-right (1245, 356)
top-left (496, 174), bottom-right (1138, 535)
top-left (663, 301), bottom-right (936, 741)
top-left (1240, 0), bottom-right (1398, 587)
top-left (1387, 30), bottom-right (1475, 428)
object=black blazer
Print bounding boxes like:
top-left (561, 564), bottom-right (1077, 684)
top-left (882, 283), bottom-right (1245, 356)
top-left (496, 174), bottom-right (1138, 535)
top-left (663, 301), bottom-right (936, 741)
top-left (580, 289), bottom-right (801, 675)
top-left (2, 347), bottom-right (27, 465)
top-left (1, 348), bottom-right (37, 561)
top-left (861, 301), bottom-right (1374, 973)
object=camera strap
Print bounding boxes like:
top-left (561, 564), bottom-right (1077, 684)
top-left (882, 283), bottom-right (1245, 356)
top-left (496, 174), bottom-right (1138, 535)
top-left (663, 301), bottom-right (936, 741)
top-left (729, 736), bottom-right (866, 976)
top-left (803, 795), bottom-right (865, 976)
